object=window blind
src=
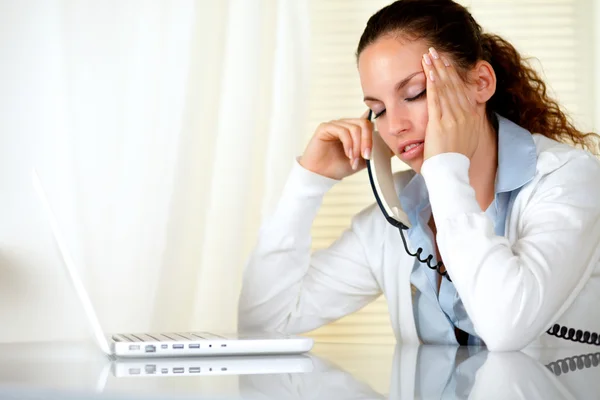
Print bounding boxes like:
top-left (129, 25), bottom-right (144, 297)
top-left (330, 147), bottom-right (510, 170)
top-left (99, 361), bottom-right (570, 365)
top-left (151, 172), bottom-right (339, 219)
top-left (305, 0), bottom-right (595, 344)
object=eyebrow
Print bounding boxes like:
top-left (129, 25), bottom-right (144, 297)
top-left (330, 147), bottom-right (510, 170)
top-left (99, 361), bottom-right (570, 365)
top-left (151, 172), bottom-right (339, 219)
top-left (363, 71), bottom-right (422, 102)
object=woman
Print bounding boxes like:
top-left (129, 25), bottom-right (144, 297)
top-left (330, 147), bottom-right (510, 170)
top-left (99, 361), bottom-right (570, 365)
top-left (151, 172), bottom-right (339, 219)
top-left (238, 0), bottom-right (600, 351)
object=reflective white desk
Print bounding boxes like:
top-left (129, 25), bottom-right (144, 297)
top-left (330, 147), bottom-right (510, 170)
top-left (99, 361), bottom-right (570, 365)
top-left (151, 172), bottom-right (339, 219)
top-left (0, 341), bottom-right (597, 399)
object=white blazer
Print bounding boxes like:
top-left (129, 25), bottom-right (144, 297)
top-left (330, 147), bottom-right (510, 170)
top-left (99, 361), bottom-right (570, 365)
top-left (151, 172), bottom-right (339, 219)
top-left (238, 133), bottom-right (600, 351)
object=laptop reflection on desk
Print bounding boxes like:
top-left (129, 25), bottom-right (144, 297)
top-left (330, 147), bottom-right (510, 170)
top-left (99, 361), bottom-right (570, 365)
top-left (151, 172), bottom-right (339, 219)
top-left (111, 354), bottom-right (314, 378)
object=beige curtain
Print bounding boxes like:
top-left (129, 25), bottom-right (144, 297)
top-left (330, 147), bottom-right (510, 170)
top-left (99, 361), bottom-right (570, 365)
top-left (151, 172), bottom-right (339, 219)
top-left (0, 0), bottom-right (310, 343)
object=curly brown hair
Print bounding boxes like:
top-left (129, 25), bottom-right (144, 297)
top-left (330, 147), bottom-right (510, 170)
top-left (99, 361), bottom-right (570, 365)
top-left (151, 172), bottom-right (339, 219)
top-left (356, 0), bottom-right (599, 155)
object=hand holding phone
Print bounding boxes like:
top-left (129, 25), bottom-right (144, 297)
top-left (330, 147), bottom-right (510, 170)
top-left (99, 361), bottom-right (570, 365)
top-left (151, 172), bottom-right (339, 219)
top-left (299, 110), bottom-right (374, 180)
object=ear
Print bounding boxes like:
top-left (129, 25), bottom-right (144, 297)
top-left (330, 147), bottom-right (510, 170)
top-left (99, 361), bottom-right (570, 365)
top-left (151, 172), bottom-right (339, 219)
top-left (470, 60), bottom-right (496, 104)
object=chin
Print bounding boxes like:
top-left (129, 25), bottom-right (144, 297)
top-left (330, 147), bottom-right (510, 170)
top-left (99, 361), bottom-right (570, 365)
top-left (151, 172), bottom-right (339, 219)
top-left (400, 157), bottom-right (424, 175)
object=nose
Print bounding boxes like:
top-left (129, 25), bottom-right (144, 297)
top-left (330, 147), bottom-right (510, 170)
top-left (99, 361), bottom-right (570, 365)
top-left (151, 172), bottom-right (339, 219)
top-left (385, 107), bottom-right (411, 136)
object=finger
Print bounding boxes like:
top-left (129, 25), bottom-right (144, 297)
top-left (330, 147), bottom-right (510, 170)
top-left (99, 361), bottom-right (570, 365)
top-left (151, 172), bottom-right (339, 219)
top-left (332, 121), bottom-right (362, 168)
top-left (338, 117), bottom-right (373, 159)
top-left (422, 55), bottom-right (441, 122)
top-left (439, 87), bottom-right (458, 123)
top-left (428, 47), bottom-right (451, 85)
top-left (354, 156), bottom-right (367, 172)
top-left (427, 48), bottom-right (458, 121)
top-left (361, 109), bottom-right (374, 159)
top-left (442, 57), bottom-right (472, 112)
top-left (437, 56), bottom-right (468, 114)
top-left (361, 121), bottom-right (373, 160)
top-left (318, 122), bottom-right (354, 160)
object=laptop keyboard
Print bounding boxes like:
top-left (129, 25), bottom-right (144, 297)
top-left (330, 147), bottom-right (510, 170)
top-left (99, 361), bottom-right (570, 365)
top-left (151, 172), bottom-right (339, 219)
top-left (112, 332), bottom-right (226, 342)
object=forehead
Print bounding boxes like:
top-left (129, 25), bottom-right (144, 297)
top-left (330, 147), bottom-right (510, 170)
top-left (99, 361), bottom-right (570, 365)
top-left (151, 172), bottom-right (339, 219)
top-left (358, 36), bottom-right (429, 94)
top-left (358, 36), bottom-right (430, 73)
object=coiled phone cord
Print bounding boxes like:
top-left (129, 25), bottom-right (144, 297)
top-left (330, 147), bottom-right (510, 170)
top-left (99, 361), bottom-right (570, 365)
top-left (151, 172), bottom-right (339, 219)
top-left (546, 352), bottom-right (600, 376)
top-left (546, 325), bottom-right (600, 345)
top-left (397, 226), bottom-right (600, 345)
top-left (398, 226), bottom-right (452, 282)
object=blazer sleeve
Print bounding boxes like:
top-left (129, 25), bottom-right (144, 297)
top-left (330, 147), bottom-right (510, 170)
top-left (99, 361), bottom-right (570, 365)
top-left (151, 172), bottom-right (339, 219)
top-left (238, 159), bottom-right (382, 334)
top-left (421, 151), bottom-right (600, 351)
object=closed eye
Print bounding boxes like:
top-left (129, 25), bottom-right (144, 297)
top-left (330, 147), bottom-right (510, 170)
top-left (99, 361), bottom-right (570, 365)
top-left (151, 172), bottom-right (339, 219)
top-left (373, 89), bottom-right (426, 119)
top-left (406, 89), bottom-right (426, 102)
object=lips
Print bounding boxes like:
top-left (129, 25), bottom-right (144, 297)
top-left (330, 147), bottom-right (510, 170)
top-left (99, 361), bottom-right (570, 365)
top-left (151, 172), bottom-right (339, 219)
top-left (397, 139), bottom-right (425, 154)
top-left (397, 139), bottom-right (425, 162)
top-left (403, 142), bottom-right (422, 153)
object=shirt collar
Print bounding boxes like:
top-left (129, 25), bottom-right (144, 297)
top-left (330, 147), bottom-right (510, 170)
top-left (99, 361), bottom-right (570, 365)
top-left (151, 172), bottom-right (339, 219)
top-left (494, 114), bottom-right (537, 193)
top-left (399, 114), bottom-right (538, 216)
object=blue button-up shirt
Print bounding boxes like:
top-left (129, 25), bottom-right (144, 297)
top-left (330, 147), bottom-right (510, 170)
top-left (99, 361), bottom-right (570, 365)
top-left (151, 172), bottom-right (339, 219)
top-left (399, 115), bottom-right (538, 345)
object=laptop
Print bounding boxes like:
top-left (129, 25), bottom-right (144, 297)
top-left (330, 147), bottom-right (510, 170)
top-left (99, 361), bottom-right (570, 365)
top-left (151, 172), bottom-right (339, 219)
top-left (32, 168), bottom-right (314, 358)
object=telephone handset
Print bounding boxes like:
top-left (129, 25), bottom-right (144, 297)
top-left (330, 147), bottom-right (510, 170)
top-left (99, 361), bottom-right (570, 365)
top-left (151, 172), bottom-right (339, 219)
top-left (365, 110), bottom-right (450, 281)
top-left (365, 112), bottom-right (411, 230)
top-left (363, 109), bottom-right (599, 345)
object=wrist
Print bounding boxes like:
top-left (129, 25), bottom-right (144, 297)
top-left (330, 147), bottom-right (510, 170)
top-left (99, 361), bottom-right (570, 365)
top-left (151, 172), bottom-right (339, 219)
top-left (298, 155), bottom-right (348, 181)
top-left (294, 157), bottom-right (341, 188)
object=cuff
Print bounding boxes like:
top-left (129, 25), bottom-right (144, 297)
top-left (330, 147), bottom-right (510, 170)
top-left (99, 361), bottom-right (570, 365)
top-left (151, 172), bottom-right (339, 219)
top-left (420, 153), bottom-right (481, 223)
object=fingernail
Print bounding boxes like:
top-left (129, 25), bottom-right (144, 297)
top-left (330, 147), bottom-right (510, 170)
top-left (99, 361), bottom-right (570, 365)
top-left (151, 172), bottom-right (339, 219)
top-left (429, 70), bottom-right (435, 81)
top-left (348, 148), bottom-right (353, 160)
top-left (429, 47), bottom-right (439, 60)
top-left (442, 57), bottom-right (450, 67)
top-left (363, 148), bottom-right (371, 160)
top-left (423, 53), bottom-right (432, 66)
top-left (352, 158), bottom-right (359, 170)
